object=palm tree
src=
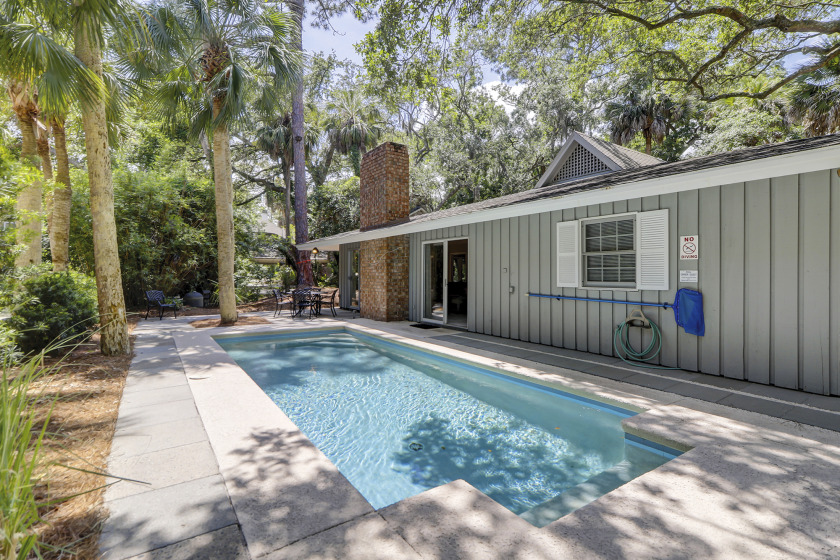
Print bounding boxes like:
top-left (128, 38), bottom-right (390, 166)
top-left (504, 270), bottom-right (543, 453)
top-left (5, 80), bottom-right (42, 267)
top-left (2, 2), bottom-right (131, 354)
top-left (607, 90), bottom-right (686, 155)
top-left (1, 8), bottom-right (105, 273)
top-left (325, 88), bottom-right (382, 176)
top-left (131, 0), bottom-right (302, 323)
top-left (74, 4), bottom-right (132, 354)
top-left (49, 114), bottom-right (72, 271)
top-left (255, 113), bottom-right (293, 238)
top-left (788, 57), bottom-right (840, 136)
top-left (254, 109), bottom-right (317, 239)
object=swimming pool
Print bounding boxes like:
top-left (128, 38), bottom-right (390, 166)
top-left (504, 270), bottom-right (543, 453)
top-left (215, 329), bottom-right (680, 526)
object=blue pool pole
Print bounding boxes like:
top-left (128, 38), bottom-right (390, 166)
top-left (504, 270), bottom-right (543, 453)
top-left (526, 293), bottom-right (672, 309)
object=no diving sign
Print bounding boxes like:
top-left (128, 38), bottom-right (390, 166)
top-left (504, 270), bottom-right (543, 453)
top-left (680, 235), bottom-right (699, 260)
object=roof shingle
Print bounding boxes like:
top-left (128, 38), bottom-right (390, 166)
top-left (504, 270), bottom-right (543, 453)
top-left (576, 132), bottom-right (664, 169)
top-left (305, 134), bottom-right (840, 247)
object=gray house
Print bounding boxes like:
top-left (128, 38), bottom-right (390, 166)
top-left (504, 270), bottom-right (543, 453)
top-left (300, 133), bottom-right (840, 396)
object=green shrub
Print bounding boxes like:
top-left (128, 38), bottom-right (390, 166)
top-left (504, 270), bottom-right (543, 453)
top-left (69, 168), bottom-right (264, 308)
top-left (0, 323), bottom-right (20, 364)
top-left (273, 265), bottom-right (297, 291)
top-left (8, 270), bottom-right (98, 355)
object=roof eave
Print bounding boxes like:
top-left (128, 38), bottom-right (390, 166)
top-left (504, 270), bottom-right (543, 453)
top-left (298, 142), bottom-right (840, 250)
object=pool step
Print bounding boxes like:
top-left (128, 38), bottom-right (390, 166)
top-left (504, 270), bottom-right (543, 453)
top-left (519, 460), bottom-right (636, 527)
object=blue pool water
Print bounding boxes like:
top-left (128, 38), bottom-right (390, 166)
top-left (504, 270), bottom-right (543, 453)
top-left (216, 330), bottom-right (678, 518)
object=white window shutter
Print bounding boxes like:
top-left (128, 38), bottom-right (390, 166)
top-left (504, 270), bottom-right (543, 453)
top-left (636, 209), bottom-right (669, 291)
top-left (556, 221), bottom-right (579, 288)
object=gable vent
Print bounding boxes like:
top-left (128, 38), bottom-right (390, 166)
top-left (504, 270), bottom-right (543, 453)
top-left (555, 143), bottom-right (610, 182)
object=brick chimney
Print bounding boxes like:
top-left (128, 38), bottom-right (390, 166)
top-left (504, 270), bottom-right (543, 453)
top-left (359, 142), bottom-right (410, 321)
top-left (360, 142), bottom-right (410, 231)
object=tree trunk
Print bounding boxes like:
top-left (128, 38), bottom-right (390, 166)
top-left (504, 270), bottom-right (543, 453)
top-left (36, 120), bottom-right (53, 247)
top-left (36, 121), bottom-right (53, 181)
top-left (282, 159), bottom-right (291, 239)
top-left (350, 144), bottom-right (361, 176)
top-left (75, 23), bottom-right (130, 356)
top-left (12, 110), bottom-right (43, 267)
top-left (211, 98), bottom-right (238, 324)
top-left (199, 130), bottom-right (215, 178)
top-left (50, 116), bottom-right (72, 272)
top-left (645, 133), bottom-right (652, 155)
top-left (289, 0), bottom-right (313, 286)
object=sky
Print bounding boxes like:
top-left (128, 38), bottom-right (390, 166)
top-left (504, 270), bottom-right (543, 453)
top-left (302, 12), bottom-right (373, 67)
top-left (302, 11), bottom-right (504, 84)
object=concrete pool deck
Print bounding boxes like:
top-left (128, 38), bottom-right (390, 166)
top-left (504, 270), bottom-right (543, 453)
top-left (101, 313), bottom-right (840, 559)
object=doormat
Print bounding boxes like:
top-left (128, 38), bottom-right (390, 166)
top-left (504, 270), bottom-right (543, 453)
top-left (410, 323), bottom-right (441, 329)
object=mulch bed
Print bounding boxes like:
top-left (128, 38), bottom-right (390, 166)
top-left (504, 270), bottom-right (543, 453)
top-left (31, 331), bottom-right (135, 560)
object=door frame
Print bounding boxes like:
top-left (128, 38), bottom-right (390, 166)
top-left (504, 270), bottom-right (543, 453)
top-left (421, 237), bottom-right (469, 326)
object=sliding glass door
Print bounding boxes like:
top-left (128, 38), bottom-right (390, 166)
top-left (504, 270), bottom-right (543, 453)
top-left (422, 239), bottom-right (468, 327)
top-left (423, 242), bottom-right (445, 323)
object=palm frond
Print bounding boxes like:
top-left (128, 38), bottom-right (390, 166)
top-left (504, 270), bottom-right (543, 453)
top-left (0, 19), bottom-right (104, 111)
top-left (788, 50), bottom-right (840, 136)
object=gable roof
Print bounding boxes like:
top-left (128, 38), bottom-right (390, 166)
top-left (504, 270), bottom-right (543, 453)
top-left (576, 132), bottom-right (664, 169)
top-left (300, 134), bottom-right (840, 251)
top-left (534, 131), bottom-right (663, 188)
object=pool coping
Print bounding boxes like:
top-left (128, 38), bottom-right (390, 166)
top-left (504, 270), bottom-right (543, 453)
top-left (104, 315), bottom-right (840, 559)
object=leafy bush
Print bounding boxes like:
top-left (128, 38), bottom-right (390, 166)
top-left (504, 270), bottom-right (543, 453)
top-left (0, 322), bottom-right (20, 364)
top-left (8, 270), bottom-right (98, 354)
top-left (310, 176), bottom-right (360, 240)
top-left (273, 265), bottom-right (297, 291)
top-left (69, 168), bottom-right (264, 308)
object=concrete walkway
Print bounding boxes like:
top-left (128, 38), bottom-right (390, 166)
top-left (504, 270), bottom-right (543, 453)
top-left (100, 313), bottom-right (840, 559)
top-left (100, 319), bottom-right (249, 560)
top-left (433, 331), bottom-right (840, 431)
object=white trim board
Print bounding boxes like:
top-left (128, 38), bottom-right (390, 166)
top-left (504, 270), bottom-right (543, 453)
top-left (299, 143), bottom-right (840, 250)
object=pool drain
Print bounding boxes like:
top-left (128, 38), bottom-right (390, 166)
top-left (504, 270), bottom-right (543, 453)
top-left (409, 442), bottom-right (423, 452)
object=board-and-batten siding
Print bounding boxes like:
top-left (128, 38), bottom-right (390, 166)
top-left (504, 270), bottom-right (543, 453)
top-left (405, 169), bottom-right (840, 396)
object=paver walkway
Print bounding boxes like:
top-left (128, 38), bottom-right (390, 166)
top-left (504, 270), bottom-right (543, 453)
top-left (100, 319), bottom-right (249, 560)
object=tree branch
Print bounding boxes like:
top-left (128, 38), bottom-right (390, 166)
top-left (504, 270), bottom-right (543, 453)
top-left (231, 165), bottom-right (284, 193)
top-left (236, 188), bottom-right (267, 206)
top-left (703, 44), bottom-right (840, 101)
top-left (686, 27), bottom-right (752, 88)
top-left (565, 1), bottom-right (840, 34)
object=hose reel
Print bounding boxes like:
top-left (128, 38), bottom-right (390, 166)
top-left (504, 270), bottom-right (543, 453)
top-left (613, 308), bottom-right (669, 368)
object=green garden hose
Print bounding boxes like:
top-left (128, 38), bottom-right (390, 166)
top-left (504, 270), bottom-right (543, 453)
top-left (613, 316), bottom-right (679, 370)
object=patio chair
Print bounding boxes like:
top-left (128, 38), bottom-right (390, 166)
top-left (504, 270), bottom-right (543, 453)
top-left (271, 289), bottom-right (291, 318)
top-left (318, 289), bottom-right (338, 317)
top-left (144, 290), bottom-right (178, 320)
top-left (290, 289), bottom-right (317, 318)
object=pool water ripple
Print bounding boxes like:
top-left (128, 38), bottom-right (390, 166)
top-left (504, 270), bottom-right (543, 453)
top-left (217, 331), bottom-right (674, 515)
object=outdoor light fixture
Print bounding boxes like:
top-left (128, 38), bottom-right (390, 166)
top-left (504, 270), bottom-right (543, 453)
top-left (311, 247), bottom-right (319, 255)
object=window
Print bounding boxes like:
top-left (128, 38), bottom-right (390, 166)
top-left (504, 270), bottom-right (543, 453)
top-left (556, 209), bottom-right (669, 291)
top-left (582, 216), bottom-right (636, 288)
